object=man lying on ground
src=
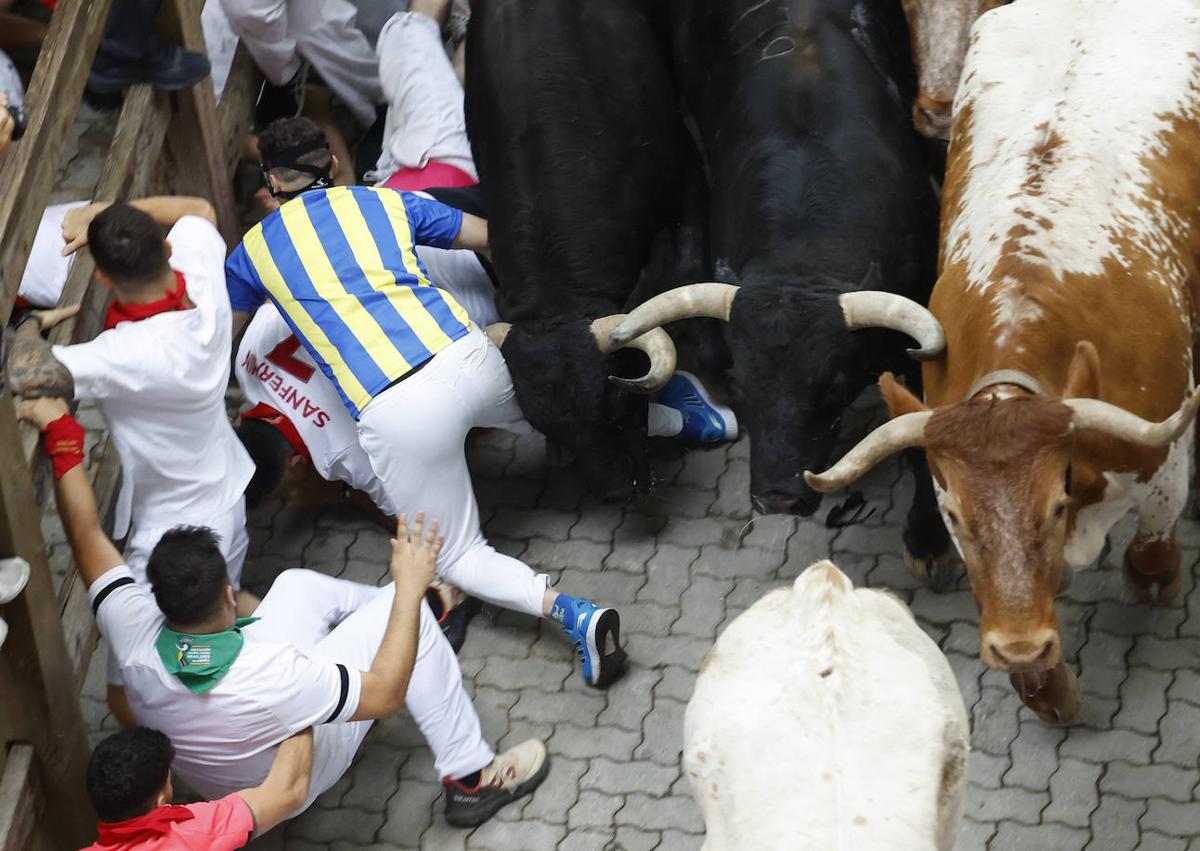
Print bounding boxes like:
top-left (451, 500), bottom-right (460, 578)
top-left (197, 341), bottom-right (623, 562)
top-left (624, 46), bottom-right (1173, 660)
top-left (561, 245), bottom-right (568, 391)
top-left (21, 396), bottom-right (548, 827)
top-left (84, 727), bottom-right (312, 850)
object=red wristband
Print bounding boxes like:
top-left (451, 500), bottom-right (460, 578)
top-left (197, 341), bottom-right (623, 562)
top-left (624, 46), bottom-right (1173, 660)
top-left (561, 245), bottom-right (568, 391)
top-left (44, 414), bottom-right (85, 479)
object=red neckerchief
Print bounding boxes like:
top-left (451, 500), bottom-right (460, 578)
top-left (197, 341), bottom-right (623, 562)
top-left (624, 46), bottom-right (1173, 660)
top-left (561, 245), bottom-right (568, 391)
top-left (104, 271), bottom-right (189, 330)
top-left (94, 804), bottom-right (195, 845)
top-left (240, 402), bottom-right (312, 461)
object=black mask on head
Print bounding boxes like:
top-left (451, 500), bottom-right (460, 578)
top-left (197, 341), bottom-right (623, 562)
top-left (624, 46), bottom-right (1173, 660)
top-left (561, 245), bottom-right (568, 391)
top-left (260, 138), bottom-right (333, 200)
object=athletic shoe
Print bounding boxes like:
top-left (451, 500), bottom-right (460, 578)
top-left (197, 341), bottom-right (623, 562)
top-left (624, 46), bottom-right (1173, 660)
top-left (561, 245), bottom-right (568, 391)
top-left (426, 580), bottom-right (483, 654)
top-left (88, 41), bottom-right (211, 94)
top-left (254, 61), bottom-right (309, 131)
top-left (550, 593), bottom-right (627, 688)
top-left (443, 739), bottom-right (550, 827)
top-left (654, 370), bottom-right (738, 444)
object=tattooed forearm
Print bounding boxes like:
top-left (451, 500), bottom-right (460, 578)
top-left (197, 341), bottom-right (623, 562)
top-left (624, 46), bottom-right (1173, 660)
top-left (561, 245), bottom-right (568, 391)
top-left (6, 322), bottom-right (74, 399)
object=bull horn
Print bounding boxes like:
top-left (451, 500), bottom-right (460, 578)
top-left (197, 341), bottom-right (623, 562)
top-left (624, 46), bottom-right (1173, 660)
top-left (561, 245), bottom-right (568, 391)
top-left (608, 283), bottom-right (740, 348)
top-left (589, 313), bottom-right (677, 393)
top-left (839, 291), bottom-right (946, 361)
top-left (804, 411), bottom-right (932, 492)
top-left (1066, 390), bottom-right (1200, 446)
top-left (484, 322), bottom-right (512, 348)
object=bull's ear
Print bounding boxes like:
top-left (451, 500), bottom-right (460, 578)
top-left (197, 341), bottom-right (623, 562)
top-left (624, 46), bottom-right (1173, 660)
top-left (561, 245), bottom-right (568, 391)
top-left (1064, 341), bottom-right (1101, 400)
top-left (879, 372), bottom-right (929, 418)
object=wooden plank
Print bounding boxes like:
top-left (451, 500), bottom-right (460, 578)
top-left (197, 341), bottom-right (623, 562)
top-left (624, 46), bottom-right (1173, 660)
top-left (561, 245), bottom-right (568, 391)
top-left (160, 0), bottom-right (241, 248)
top-left (218, 42), bottom-right (261, 178)
top-left (57, 439), bottom-right (123, 693)
top-left (0, 745), bottom-right (42, 851)
top-left (0, 0), bottom-right (113, 325)
top-left (0, 398), bottom-right (94, 847)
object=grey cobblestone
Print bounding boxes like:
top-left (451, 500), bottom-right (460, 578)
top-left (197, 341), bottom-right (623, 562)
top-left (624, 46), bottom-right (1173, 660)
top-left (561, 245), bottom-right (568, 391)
top-left (70, 398), bottom-right (1200, 849)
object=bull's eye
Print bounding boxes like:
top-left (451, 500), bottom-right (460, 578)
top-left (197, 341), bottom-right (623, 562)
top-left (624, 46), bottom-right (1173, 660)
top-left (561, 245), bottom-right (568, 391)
top-left (944, 509), bottom-right (959, 527)
top-left (1054, 502), bottom-right (1067, 520)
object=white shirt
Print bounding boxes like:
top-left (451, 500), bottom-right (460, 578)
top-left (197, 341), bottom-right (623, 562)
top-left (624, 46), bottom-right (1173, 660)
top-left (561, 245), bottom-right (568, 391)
top-left (236, 305), bottom-right (396, 515)
top-left (17, 200), bottom-right (88, 308)
top-left (54, 216), bottom-right (255, 537)
top-left (90, 566), bottom-right (361, 799)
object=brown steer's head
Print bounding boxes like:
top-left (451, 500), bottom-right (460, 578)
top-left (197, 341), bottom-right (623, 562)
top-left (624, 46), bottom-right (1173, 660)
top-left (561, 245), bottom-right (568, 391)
top-left (805, 342), bottom-right (1200, 674)
top-left (899, 0), bottom-right (1012, 139)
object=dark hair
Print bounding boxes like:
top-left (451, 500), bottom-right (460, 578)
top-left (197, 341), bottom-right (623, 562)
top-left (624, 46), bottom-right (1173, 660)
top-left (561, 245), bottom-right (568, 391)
top-left (86, 727), bottom-right (174, 822)
top-left (146, 526), bottom-right (229, 625)
top-left (87, 204), bottom-right (170, 290)
top-left (258, 117), bottom-right (332, 187)
top-left (235, 418), bottom-right (292, 506)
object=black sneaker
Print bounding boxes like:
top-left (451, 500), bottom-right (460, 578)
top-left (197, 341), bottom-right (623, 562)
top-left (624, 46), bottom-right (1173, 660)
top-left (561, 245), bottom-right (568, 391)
top-left (254, 62), bottom-right (309, 131)
top-left (440, 596), bottom-right (482, 654)
top-left (89, 40), bottom-right (211, 94)
top-left (443, 739), bottom-right (550, 827)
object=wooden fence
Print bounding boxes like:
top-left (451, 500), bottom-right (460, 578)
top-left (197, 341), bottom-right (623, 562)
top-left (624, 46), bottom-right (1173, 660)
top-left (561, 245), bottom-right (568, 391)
top-left (0, 1), bottom-right (257, 845)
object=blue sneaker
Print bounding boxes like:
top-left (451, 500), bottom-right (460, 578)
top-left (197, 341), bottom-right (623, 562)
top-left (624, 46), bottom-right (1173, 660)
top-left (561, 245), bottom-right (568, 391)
top-left (655, 371), bottom-right (738, 444)
top-left (550, 594), bottom-right (627, 688)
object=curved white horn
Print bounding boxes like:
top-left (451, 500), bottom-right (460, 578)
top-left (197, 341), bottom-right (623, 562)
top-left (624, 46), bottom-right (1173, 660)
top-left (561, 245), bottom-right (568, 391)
top-left (839, 291), bottom-right (946, 361)
top-left (484, 322), bottom-right (512, 348)
top-left (804, 411), bottom-right (932, 492)
top-left (589, 314), bottom-right (677, 393)
top-left (608, 283), bottom-right (740, 348)
top-left (1066, 390), bottom-right (1200, 447)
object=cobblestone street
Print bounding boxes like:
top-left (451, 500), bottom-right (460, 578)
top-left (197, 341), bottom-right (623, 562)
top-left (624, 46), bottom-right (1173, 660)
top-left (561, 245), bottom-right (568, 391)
top-left (51, 396), bottom-right (1200, 850)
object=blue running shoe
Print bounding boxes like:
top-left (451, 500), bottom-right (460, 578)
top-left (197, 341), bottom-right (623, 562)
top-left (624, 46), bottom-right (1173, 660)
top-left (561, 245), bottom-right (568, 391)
top-left (654, 370), bottom-right (738, 444)
top-left (550, 594), bottom-right (627, 688)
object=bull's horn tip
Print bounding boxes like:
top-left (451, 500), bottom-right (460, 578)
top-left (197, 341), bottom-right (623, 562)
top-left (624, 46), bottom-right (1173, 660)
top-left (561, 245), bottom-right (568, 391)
top-left (803, 470), bottom-right (825, 489)
top-left (907, 345), bottom-right (944, 362)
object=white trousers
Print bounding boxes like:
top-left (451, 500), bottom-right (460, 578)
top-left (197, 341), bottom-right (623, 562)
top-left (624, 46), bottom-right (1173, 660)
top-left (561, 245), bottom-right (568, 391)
top-left (371, 12), bottom-right (477, 183)
top-left (218, 0), bottom-right (382, 126)
top-left (252, 569), bottom-right (493, 807)
top-left (357, 328), bottom-right (549, 618)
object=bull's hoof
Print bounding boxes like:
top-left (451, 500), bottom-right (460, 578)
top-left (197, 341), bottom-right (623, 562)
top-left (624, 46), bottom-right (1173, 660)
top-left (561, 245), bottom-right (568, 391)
top-left (1010, 663), bottom-right (1081, 726)
top-left (903, 545), bottom-right (961, 593)
top-left (1123, 548), bottom-right (1182, 607)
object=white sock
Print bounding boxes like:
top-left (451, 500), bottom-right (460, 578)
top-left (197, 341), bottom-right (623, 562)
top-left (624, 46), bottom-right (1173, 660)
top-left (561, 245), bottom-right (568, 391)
top-left (648, 402), bottom-right (683, 438)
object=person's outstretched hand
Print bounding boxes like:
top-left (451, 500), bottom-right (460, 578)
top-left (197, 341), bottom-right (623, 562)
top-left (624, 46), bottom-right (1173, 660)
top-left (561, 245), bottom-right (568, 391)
top-left (389, 512), bottom-right (443, 603)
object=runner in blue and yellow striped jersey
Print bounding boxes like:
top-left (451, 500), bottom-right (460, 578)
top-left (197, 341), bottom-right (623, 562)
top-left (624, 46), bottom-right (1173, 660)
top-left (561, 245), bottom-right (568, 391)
top-left (226, 119), bottom-right (628, 741)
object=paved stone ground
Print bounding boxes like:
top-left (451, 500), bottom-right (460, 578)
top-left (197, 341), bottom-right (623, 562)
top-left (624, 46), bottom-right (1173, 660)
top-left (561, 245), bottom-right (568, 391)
top-left (57, 395), bottom-right (1200, 850)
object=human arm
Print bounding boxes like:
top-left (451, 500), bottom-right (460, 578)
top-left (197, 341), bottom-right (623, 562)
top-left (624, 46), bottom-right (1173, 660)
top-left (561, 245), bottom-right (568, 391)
top-left (61, 195), bottom-right (218, 255)
top-left (350, 513), bottom-right (443, 721)
top-left (451, 213), bottom-right (489, 256)
top-left (5, 319), bottom-right (74, 399)
top-left (16, 397), bottom-right (123, 586)
top-left (236, 729), bottom-right (314, 836)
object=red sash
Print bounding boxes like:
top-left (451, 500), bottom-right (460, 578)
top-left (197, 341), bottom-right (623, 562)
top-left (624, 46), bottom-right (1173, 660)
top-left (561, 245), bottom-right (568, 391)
top-left (104, 272), bottom-right (189, 330)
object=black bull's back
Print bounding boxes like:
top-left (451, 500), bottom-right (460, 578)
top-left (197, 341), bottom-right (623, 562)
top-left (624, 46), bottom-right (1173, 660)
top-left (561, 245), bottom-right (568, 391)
top-left (464, 0), bottom-right (693, 500)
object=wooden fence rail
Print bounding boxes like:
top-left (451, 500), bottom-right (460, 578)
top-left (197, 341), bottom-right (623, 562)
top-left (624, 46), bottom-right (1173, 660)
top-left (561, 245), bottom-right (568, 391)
top-left (0, 1), bottom-right (257, 846)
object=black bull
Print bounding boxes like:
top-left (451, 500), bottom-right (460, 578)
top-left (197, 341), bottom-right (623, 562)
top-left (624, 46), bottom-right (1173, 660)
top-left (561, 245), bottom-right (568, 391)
top-left (466, 0), bottom-right (954, 575)
top-left (465, 0), bottom-right (697, 501)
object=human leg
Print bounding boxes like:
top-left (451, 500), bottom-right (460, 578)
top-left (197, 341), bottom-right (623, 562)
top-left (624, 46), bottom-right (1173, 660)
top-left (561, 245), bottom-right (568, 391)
top-left (218, 0), bottom-right (302, 85)
top-left (91, 0), bottom-right (210, 92)
top-left (250, 568), bottom-right (387, 651)
top-left (359, 330), bottom-right (627, 685)
top-left (288, 0), bottom-right (382, 127)
top-left (371, 8), bottom-right (476, 183)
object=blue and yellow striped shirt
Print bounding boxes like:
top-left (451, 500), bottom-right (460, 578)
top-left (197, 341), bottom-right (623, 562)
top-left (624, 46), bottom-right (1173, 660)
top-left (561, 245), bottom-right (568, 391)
top-left (225, 186), bottom-right (472, 418)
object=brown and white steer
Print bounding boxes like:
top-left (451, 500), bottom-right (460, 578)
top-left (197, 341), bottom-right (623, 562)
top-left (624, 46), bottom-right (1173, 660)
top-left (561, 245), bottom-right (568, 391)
top-left (900, 0), bottom-right (1011, 139)
top-left (685, 561), bottom-right (968, 850)
top-left (806, 0), bottom-right (1200, 724)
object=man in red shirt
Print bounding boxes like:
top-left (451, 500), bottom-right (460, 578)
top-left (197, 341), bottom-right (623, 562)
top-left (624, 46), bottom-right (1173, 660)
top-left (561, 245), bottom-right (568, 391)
top-left (84, 726), bottom-right (312, 850)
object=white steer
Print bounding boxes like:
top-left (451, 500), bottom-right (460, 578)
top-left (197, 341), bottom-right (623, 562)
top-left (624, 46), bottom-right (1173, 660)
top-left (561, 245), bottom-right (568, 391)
top-left (684, 561), bottom-right (968, 850)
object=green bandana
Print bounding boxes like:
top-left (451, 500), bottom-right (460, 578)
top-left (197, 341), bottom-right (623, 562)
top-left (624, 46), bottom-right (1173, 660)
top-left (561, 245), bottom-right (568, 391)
top-left (155, 618), bottom-right (259, 694)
